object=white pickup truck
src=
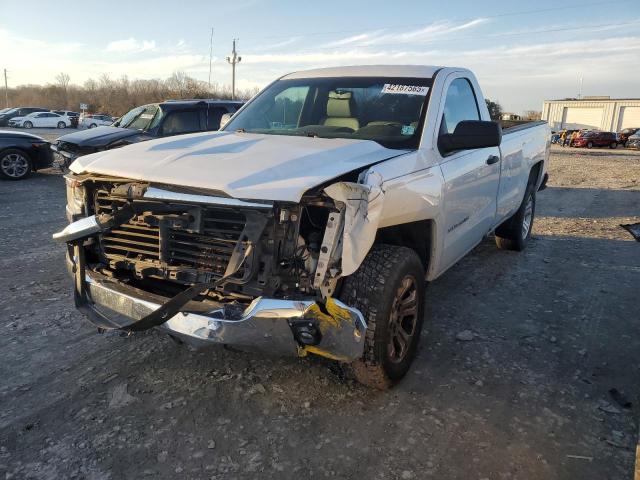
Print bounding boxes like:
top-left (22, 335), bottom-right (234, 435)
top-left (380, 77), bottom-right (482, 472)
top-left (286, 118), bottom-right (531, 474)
top-left (54, 65), bottom-right (549, 388)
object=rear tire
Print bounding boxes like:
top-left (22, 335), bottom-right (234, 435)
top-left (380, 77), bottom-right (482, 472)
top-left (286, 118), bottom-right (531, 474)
top-left (57, 121), bottom-right (66, 129)
top-left (339, 245), bottom-right (426, 389)
top-left (0, 149), bottom-right (32, 180)
top-left (89, 123), bottom-right (97, 129)
top-left (610, 142), bottom-right (617, 149)
top-left (495, 180), bottom-right (536, 251)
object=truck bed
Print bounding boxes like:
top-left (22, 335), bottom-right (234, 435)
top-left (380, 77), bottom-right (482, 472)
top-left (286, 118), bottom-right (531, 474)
top-left (500, 120), bottom-right (547, 133)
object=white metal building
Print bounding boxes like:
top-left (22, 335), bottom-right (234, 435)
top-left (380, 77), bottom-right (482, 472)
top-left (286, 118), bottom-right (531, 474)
top-left (541, 97), bottom-right (640, 131)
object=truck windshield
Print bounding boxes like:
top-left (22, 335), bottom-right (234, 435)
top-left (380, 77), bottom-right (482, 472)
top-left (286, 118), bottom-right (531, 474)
top-left (113, 104), bottom-right (162, 131)
top-left (223, 76), bottom-right (433, 149)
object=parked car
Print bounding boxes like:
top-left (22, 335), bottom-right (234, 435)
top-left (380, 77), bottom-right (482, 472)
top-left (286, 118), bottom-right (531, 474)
top-left (0, 107), bottom-right (50, 127)
top-left (55, 111), bottom-right (80, 128)
top-left (572, 131), bottom-right (618, 149)
top-left (53, 100), bottom-right (243, 164)
top-left (53, 65), bottom-right (549, 388)
top-left (8, 111), bottom-right (70, 129)
top-left (618, 127), bottom-right (639, 147)
top-left (0, 130), bottom-right (54, 180)
top-left (626, 132), bottom-right (640, 149)
top-left (80, 114), bottom-right (114, 129)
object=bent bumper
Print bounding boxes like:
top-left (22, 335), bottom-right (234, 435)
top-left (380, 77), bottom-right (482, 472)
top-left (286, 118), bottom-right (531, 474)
top-left (50, 144), bottom-right (79, 162)
top-left (78, 268), bottom-right (367, 361)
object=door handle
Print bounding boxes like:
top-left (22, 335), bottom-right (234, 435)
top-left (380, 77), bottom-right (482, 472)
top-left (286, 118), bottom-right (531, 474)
top-left (486, 155), bottom-right (500, 165)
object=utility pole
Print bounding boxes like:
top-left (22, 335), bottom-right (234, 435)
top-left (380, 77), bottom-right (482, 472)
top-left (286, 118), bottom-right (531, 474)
top-left (3, 69), bottom-right (8, 108)
top-left (578, 75), bottom-right (584, 100)
top-left (226, 39), bottom-right (241, 100)
top-left (208, 28), bottom-right (214, 90)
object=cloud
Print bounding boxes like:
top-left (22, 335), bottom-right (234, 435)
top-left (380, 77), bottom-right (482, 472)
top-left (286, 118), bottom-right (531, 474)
top-left (0, 28), bottom-right (83, 55)
top-left (322, 19), bottom-right (487, 48)
top-left (105, 38), bottom-right (156, 53)
top-left (2, 24), bottom-right (639, 113)
top-left (89, 54), bottom-right (206, 78)
top-left (0, 28), bottom-right (202, 86)
top-left (237, 35), bottom-right (640, 112)
top-left (323, 31), bottom-right (385, 48)
top-left (253, 37), bottom-right (301, 51)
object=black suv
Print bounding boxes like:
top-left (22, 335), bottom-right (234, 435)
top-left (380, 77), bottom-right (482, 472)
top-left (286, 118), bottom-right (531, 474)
top-left (0, 107), bottom-right (50, 127)
top-left (52, 99), bottom-right (243, 163)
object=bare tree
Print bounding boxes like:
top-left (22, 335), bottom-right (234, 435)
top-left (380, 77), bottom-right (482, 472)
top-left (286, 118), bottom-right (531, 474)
top-left (485, 99), bottom-right (503, 121)
top-left (523, 110), bottom-right (542, 121)
top-left (55, 72), bottom-right (71, 108)
top-left (55, 72), bottom-right (70, 90)
top-left (5, 72), bottom-right (253, 116)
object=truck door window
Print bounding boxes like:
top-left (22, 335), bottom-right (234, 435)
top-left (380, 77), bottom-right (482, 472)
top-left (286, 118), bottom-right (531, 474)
top-left (161, 110), bottom-right (201, 135)
top-left (440, 78), bottom-right (480, 135)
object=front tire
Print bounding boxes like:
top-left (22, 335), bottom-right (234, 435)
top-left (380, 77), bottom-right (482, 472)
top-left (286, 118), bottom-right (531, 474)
top-left (89, 123), bottom-right (97, 129)
top-left (495, 181), bottom-right (536, 251)
top-left (586, 141), bottom-right (593, 148)
top-left (23, 121), bottom-right (33, 129)
top-left (339, 245), bottom-right (426, 389)
top-left (0, 149), bottom-right (32, 180)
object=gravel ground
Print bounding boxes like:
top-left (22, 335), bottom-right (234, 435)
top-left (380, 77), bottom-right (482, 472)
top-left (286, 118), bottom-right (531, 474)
top-left (0, 145), bottom-right (639, 479)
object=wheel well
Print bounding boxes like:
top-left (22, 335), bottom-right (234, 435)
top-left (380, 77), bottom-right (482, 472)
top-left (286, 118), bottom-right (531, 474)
top-left (530, 161), bottom-right (543, 187)
top-left (0, 147), bottom-right (31, 159)
top-left (374, 220), bottom-right (433, 271)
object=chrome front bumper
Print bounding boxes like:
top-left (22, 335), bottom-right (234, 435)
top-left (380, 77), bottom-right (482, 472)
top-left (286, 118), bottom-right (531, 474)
top-left (79, 269), bottom-right (367, 361)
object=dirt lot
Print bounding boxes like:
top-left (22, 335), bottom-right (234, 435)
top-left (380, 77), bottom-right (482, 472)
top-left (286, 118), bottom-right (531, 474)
top-left (1, 145), bottom-right (639, 480)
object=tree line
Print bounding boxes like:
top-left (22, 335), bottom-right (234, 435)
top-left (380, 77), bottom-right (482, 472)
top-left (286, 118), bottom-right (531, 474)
top-left (4, 71), bottom-right (259, 116)
top-left (4, 73), bottom-right (541, 122)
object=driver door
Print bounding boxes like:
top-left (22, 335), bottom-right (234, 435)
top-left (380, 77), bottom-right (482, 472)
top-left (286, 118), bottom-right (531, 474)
top-left (437, 76), bottom-right (501, 271)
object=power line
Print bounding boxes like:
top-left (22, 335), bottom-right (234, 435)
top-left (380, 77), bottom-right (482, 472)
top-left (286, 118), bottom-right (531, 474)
top-left (239, 0), bottom-right (634, 42)
top-left (221, 19), bottom-right (640, 56)
top-left (313, 19), bottom-right (640, 51)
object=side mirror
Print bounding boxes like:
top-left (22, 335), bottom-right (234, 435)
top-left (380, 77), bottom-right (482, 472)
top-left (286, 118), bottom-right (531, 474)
top-left (219, 112), bottom-right (233, 130)
top-left (439, 120), bottom-right (502, 154)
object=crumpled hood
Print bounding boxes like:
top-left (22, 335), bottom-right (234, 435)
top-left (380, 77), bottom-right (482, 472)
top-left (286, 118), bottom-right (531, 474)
top-left (57, 126), bottom-right (141, 148)
top-left (70, 131), bottom-right (407, 202)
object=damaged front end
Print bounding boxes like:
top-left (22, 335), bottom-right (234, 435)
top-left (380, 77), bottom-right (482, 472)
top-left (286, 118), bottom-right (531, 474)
top-left (54, 173), bottom-right (383, 362)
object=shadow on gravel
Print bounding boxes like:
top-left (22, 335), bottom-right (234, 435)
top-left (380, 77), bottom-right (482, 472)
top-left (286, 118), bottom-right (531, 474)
top-left (537, 186), bottom-right (640, 218)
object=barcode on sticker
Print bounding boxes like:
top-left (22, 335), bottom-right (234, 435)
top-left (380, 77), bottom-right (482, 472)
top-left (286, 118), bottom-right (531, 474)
top-left (382, 84), bottom-right (429, 96)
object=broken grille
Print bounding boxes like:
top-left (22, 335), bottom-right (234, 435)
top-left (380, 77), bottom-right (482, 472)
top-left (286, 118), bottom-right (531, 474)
top-left (94, 189), bottom-right (247, 280)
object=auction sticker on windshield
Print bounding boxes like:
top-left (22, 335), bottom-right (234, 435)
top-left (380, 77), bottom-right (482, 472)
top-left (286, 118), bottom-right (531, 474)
top-left (382, 84), bottom-right (429, 96)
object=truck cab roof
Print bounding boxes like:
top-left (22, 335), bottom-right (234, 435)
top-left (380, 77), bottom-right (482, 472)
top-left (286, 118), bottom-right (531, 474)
top-left (282, 65), bottom-right (446, 80)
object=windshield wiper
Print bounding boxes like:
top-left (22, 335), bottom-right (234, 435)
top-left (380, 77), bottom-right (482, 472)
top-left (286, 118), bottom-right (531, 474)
top-left (235, 128), bottom-right (246, 133)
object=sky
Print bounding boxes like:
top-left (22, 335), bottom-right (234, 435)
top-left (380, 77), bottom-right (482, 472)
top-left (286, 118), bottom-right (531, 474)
top-left (0, 0), bottom-right (639, 113)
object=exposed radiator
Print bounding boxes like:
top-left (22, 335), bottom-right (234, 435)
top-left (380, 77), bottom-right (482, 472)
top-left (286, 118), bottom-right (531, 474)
top-left (94, 188), bottom-right (247, 281)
